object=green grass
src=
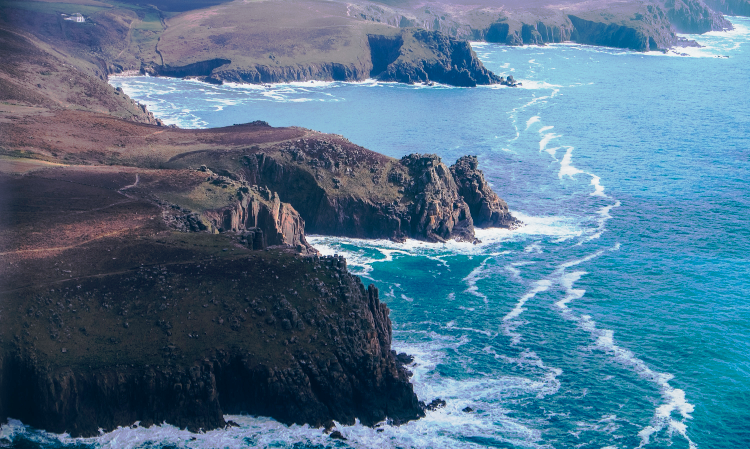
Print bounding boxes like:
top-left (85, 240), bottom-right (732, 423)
top-left (4, 1), bottom-right (109, 16)
top-left (133, 10), bottom-right (164, 31)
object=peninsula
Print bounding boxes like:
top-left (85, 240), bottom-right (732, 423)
top-left (0, 2), bottom-right (518, 436)
top-left (1, 0), bottom-right (747, 438)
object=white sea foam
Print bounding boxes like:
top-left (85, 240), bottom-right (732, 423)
top-left (539, 133), bottom-right (559, 153)
top-left (538, 125), bottom-right (554, 134)
top-left (590, 174), bottom-right (606, 197)
top-left (548, 245), bottom-right (697, 449)
top-left (525, 116), bottom-right (540, 129)
top-left (524, 242), bottom-right (542, 253)
top-left (502, 280), bottom-right (552, 345)
top-left (497, 211), bottom-right (583, 241)
top-left (308, 214), bottom-right (581, 258)
top-left (504, 264), bottom-right (522, 279)
top-left (545, 146), bottom-right (561, 158)
top-left (558, 147), bottom-right (584, 179)
top-left (516, 81), bottom-right (562, 91)
top-left (579, 200), bottom-right (622, 244)
top-left (445, 320), bottom-right (497, 337)
top-left (463, 257), bottom-right (493, 303)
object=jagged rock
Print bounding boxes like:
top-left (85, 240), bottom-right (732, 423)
top-left (703, 0), bottom-right (750, 16)
top-left (202, 187), bottom-right (308, 249)
top-left (450, 156), bottom-right (520, 229)
top-left (369, 30), bottom-right (506, 87)
top-left (664, 0), bottom-right (732, 33)
top-left (329, 430), bottom-right (347, 440)
top-left (182, 145), bottom-right (518, 243)
top-left (399, 154), bottom-right (475, 242)
top-left (0, 195), bottom-right (424, 436)
top-left (394, 352), bottom-right (414, 366)
top-left (422, 398), bottom-right (447, 411)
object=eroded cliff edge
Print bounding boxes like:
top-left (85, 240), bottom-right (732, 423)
top-left (0, 109), bottom-right (519, 436)
top-left (0, 165), bottom-right (424, 436)
top-left (0, 8), bottom-right (521, 433)
top-left (2, 0), bottom-right (742, 97)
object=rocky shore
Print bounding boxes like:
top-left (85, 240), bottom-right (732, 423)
top-left (0, 31), bottom-right (520, 434)
top-left (0, 118), bottom-right (517, 433)
top-left (0, 164), bottom-right (428, 436)
top-left (146, 28), bottom-right (515, 87)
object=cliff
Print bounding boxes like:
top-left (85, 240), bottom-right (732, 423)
top-left (369, 30), bottom-right (516, 87)
top-left (450, 156), bottom-right (517, 229)
top-left (0, 21), bottom-right (161, 125)
top-left (0, 164), bottom-right (423, 436)
top-left (703, 0), bottom-right (750, 15)
top-left (0, 105), bottom-right (520, 435)
top-left (148, 28), bottom-right (507, 87)
top-left (348, 0), bottom-right (735, 51)
top-left (0, 111), bottom-right (521, 243)
top-left (167, 140), bottom-right (521, 242)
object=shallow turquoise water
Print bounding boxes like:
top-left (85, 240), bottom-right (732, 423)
top-left (5, 17), bottom-right (750, 449)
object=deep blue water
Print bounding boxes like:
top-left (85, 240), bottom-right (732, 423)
top-left (4, 18), bottom-right (750, 449)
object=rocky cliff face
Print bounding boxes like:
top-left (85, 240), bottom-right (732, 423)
top-left (482, 17), bottom-right (575, 46)
top-left (568, 14), bottom-right (667, 51)
top-left (1, 253), bottom-right (423, 436)
top-left (211, 63), bottom-right (370, 85)
top-left (450, 156), bottom-right (520, 229)
top-left (397, 154), bottom-right (475, 241)
top-left (189, 173), bottom-right (309, 250)
top-left (146, 29), bottom-right (505, 87)
top-left (702, 0), bottom-right (750, 16)
top-left (347, 0), bottom-right (735, 52)
top-left (168, 142), bottom-right (520, 243)
top-left (369, 30), bottom-right (511, 87)
top-left (0, 168), bottom-right (424, 436)
top-left (664, 0), bottom-right (732, 33)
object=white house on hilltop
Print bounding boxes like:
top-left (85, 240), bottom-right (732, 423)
top-left (62, 13), bottom-right (85, 22)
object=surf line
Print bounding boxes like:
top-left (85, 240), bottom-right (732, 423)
top-left (535, 124), bottom-right (622, 245)
top-left (553, 244), bottom-right (698, 449)
top-left (507, 87), bottom-right (561, 142)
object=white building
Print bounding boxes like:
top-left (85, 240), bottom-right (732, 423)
top-left (63, 13), bottom-right (85, 22)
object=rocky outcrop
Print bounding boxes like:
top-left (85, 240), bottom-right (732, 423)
top-left (369, 30), bottom-right (511, 87)
top-left (703, 0), bottom-right (750, 16)
top-left (568, 14), bottom-right (664, 51)
top-left (663, 0), bottom-right (732, 33)
top-left (210, 62), bottom-right (370, 85)
top-left (0, 167), bottom-right (423, 436)
top-left (450, 156), bottom-right (520, 229)
top-left (397, 154), bottom-right (475, 242)
top-left (483, 20), bottom-right (575, 46)
top-left (0, 250), bottom-right (424, 436)
top-left (191, 145), bottom-right (520, 243)
top-left (200, 184), bottom-right (309, 250)
top-left (349, 0), bottom-right (735, 52)
top-left (147, 58), bottom-right (232, 78)
top-left (145, 28), bottom-right (505, 87)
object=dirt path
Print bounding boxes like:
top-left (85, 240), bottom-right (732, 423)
top-left (115, 19), bottom-right (134, 59)
top-left (119, 173), bottom-right (139, 191)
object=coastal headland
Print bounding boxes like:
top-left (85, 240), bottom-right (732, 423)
top-left (1, 0), bottom-right (748, 438)
top-left (0, 109), bottom-right (517, 436)
top-left (3, 0), bottom-right (749, 89)
top-left (0, 2), bottom-right (520, 434)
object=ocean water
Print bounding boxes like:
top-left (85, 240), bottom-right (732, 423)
top-left (5, 17), bottom-right (750, 449)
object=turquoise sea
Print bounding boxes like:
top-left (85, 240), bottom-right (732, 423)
top-left (4, 17), bottom-right (750, 449)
